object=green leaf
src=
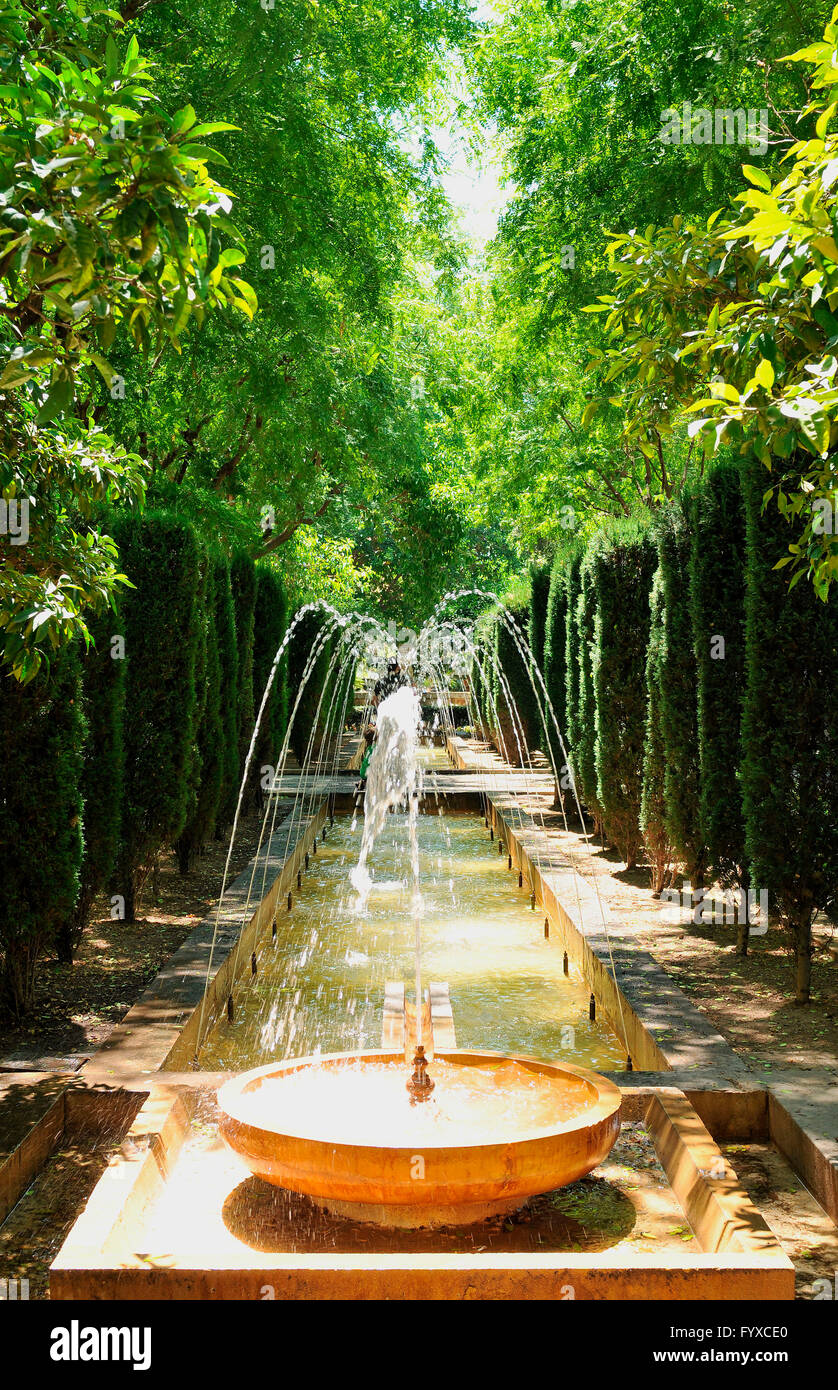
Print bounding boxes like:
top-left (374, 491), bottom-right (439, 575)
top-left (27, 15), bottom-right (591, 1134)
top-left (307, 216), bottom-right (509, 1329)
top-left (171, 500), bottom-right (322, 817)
top-left (36, 377), bottom-right (73, 424)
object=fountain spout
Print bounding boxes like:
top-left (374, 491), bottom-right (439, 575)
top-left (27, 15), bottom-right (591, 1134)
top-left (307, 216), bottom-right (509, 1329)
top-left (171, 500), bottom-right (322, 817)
top-left (406, 1044), bottom-right (435, 1103)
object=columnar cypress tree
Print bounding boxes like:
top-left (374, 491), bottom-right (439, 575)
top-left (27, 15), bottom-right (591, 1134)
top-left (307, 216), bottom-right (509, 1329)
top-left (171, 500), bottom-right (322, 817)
top-left (740, 457), bottom-right (838, 1003)
top-left (288, 607), bottom-right (333, 763)
top-left (544, 551), bottom-right (568, 750)
top-left (574, 546), bottom-right (603, 829)
top-left (591, 522), bottom-right (657, 869)
top-left (175, 551), bottom-right (224, 873)
top-left (657, 500), bottom-right (707, 886)
top-left (689, 460), bottom-right (750, 951)
top-left (0, 647), bottom-right (85, 1018)
top-left (112, 512), bottom-right (200, 920)
top-left (253, 566), bottom-right (289, 789)
top-left (174, 550), bottom-right (208, 874)
top-left (641, 568), bottom-right (675, 895)
top-left (55, 614), bottom-right (126, 963)
top-left (528, 562), bottom-right (551, 676)
top-left (230, 550), bottom-right (257, 798)
top-left (494, 603), bottom-right (540, 765)
top-left (564, 547), bottom-right (585, 771)
top-left (214, 556), bottom-right (240, 833)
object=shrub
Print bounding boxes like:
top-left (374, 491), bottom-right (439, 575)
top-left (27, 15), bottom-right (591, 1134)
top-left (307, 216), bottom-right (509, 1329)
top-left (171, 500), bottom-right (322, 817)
top-left (740, 456), bottom-right (838, 1003)
top-left (641, 568), bottom-right (676, 895)
top-left (287, 607), bottom-right (334, 764)
top-left (494, 603), bottom-right (540, 765)
top-left (528, 562), bottom-right (551, 677)
top-left (590, 522), bottom-right (657, 868)
top-left (112, 512), bottom-right (200, 920)
top-left (175, 550), bottom-right (224, 873)
top-left (253, 566), bottom-right (290, 789)
top-left (689, 460), bottom-right (750, 951)
top-left (0, 647), bottom-right (85, 1018)
top-left (55, 614), bottom-right (126, 962)
top-left (214, 556), bottom-right (240, 833)
top-left (544, 543), bottom-right (580, 786)
top-left (230, 550), bottom-right (257, 803)
top-left (656, 500), bottom-right (707, 885)
top-left (574, 546), bottom-right (603, 830)
top-left (563, 547), bottom-right (585, 778)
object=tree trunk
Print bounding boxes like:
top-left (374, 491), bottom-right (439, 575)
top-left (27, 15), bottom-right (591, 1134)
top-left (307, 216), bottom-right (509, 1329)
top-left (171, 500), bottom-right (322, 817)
top-left (795, 915), bottom-right (812, 1005)
top-left (0, 942), bottom-right (37, 1022)
top-left (735, 866), bottom-right (750, 958)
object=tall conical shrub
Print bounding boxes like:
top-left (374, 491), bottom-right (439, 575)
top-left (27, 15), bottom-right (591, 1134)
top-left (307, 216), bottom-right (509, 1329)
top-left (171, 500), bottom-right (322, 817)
top-left (230, 550), bottom-right (257, 804)
top-left (112, 512), bottom-right (200, 920)
top-left (740, 456), bottom-right (838, 1003)
top-left (574, 547), bottom-right (603, 829)
top-left (591, 522), bottom-right (657, 868)
top-left (689, 460), bottom-right (750, 951)
top-left (494, 604), bottom-right (540, 765)
top-left (56, 614), bottom-right (126, 962)
top-left (214, 556), bottom-right (240, 832)
top-left (253, 566), bottom-right (289, 791)
top-left (564, 547), bottom-right (585, 781)
top-left (175, 550), bottom-right (224, 873)
top-left (0, 647), bottom-right (85, 1018)
top-left (641, 568), bottom-right (676, 895)
top-left (657, 500), bottom-right (707, 886)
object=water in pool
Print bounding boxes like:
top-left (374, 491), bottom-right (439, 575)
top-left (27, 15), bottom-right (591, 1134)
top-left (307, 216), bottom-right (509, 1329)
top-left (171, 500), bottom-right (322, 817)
top-left (197, 810), bottom-right (623, 1071)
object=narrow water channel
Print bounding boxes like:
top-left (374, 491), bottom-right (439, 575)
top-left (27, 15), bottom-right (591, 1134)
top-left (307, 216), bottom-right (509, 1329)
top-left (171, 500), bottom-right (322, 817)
top-left (197, 810), bottom-right (623, 1071)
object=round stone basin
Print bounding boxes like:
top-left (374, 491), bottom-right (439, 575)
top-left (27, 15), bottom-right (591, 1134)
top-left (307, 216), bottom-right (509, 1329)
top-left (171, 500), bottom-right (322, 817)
top-left (217, 1050), bottom-right (622, 1227)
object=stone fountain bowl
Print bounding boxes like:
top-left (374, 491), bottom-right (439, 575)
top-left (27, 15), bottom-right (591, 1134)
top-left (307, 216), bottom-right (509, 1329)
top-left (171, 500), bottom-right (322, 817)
top-left (217, 1049), bottom-right (622, 1228)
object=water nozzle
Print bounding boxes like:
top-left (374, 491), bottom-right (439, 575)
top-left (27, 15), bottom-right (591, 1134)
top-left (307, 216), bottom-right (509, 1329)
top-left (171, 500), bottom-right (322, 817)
top-left (406, 1044), bottom-right (434, 1104)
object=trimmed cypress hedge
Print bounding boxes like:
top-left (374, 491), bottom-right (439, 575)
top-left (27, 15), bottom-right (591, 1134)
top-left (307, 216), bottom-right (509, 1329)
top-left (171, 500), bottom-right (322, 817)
top-left (230, 550), bottom-right (257, 804)
top-left (56, 614), bottom-right (126, 963)
top-left (656, 500), bottom-right (707, 886)
top-left (528, 562), bottom-right (551, 677)
top-left (0, 647), bottom-right (85, 1019)
top-left (641, 568), bottom-right (675, 895)
top-left (112, 512), bottom-right (201, 920)
top-left (494, 604), bottom-right (540, 765)
top-left (689, 460), bottom-right (750, 951)
top-left (287, 607), bottom-right (334, 763)
top-left (214, 556), bottom-right (240, 833)
top-left (175, 550), bottom-right (224, 873)
top-left (590, 522), bottom-right (657, 868)
top-left (574, 547), bottom-right (603, 829)
top-left (740, 457), bottom-right (838, 1003)
top-left (544, 543), bottom-right (581, 781)
top-left (253, 566), bottom-right (289, 788)
top-left (563, 546), bottom-right (585, 781)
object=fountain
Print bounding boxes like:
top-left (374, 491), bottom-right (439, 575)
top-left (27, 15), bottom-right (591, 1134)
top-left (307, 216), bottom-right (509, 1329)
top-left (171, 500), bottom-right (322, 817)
top-left (217, 677), bottom-right (622, 1228)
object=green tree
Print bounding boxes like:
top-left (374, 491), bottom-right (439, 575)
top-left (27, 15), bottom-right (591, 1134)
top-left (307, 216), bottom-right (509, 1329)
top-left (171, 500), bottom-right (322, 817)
top-left (0, 645), bottom-right (85, 1017)
top-left (213, 556), bottom-right (240, 833)
top-left (591, 523), bottom-right (657, 868)
top-left (0, 0), bottom-right (252, 678)
top-left (252, 565), bottom-right (290, 795)
top-left (174, 550), bottom-right (224, 873)
top-left (230, 550), bottom-right (257, 806)
top-left (56, 612), bottom-right (126, 962)
top-left (112, 512), bottom-right (200, 919)
top-left (574, 549), bottom-right (603, 831)
top-left (641, 568), bottom-right (676, 895)
top-left (656, 500), bottom-right (706, 885)
top-left (740, 456), bottom-right (838, 1003)
top-left (689, 460), bottom-right (751, 952)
